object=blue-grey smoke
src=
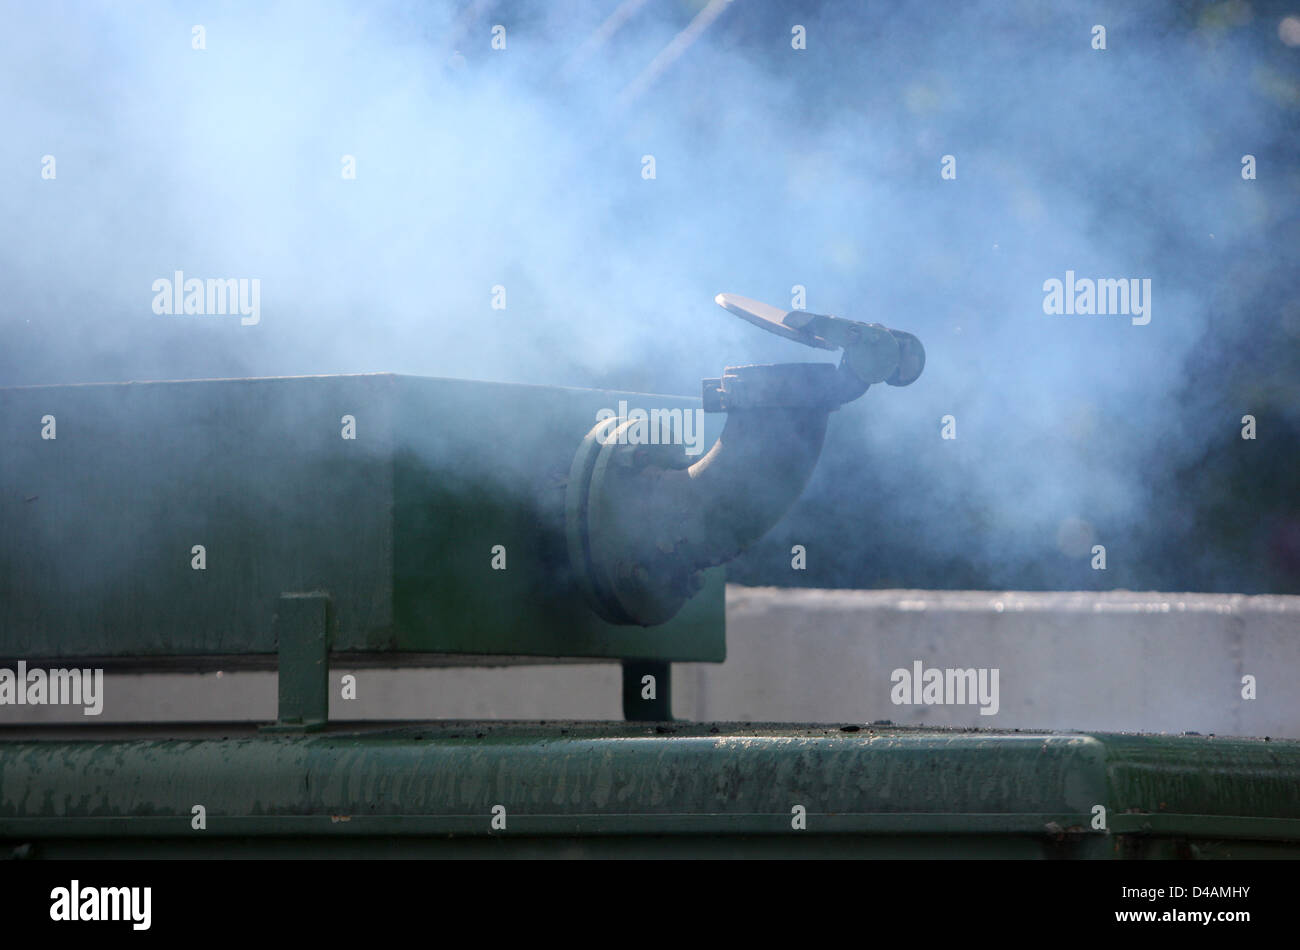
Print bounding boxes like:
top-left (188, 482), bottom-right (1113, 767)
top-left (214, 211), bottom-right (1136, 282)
top-left (2, 0), bottom-right (1297, 591)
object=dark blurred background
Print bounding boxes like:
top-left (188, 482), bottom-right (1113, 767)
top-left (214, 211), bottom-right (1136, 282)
top-left (2, 0), bottom-right (1297, 593)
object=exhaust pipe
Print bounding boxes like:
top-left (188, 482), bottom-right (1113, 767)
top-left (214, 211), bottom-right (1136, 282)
top-left (567, 294), bottom-right (925, 626)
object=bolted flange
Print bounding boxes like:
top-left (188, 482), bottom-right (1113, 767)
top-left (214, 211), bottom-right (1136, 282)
top-left (566, 416), bottom-right (698, 625)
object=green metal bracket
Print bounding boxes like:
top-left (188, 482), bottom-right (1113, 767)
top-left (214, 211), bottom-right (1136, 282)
top-left (622, 660), bottom-right (672, 722)
top-left (263, 592), bottom-right (335, 733)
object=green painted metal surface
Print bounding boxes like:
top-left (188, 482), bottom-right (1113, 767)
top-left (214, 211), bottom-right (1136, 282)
top-left (0, 375), bottom-right (725, 666)
top-left (270, 592), bottom-right (333, 730)
top-left (2, 722), bottom-right (1296, 858)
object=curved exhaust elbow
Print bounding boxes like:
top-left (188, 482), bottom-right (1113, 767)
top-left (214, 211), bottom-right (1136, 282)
top-left (566, 311), bottom-right (924, 627)
top-left (567, 364), bottom-right (843, 626)
top-left (677, 406), bottom-right (828, 571)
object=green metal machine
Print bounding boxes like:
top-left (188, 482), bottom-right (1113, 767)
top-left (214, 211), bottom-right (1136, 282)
top-left (3, 721), bottom-right (1298, 859)
top-left (3, 294), bottom-right (1297, 858)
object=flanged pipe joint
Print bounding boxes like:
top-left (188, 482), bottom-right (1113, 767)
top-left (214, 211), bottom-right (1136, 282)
top-left (566, 294), bottom-right (925, 626)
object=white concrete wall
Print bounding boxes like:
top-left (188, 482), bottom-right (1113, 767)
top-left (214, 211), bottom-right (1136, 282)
top-left (3, 586), bottom-right (1297, 737)
top-left (676, 587), bottom-right (1300, 738)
